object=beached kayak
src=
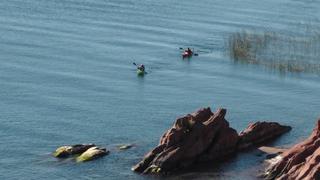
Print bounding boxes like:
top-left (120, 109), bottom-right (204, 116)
top-left (137, 69), bottom-right (145, 76)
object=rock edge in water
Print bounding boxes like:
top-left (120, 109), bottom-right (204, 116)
top-left (264, 119), bottom-right (320, 180)
top-left (132, 107), bottom-right (291, 174)
top-left (238, 121), bottom-right (291, 150)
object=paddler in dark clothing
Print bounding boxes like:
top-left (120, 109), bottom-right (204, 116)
top-left (186, 48), bottom-right (193, 55)
top-left (137, 64), bottom-right (145, 72)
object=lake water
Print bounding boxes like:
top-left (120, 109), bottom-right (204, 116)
top-left (1, 0), bottom-right (320, 179)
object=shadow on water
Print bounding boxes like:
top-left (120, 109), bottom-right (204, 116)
top-left (150, 133), bottom-right (297, 180)
top-left (148, 151), bottom-right (265, 180)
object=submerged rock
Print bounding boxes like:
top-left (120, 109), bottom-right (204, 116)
top-left (264, 119), bottom-right (320, 180)
top-left (238, 121), bottom-right (292, 150)
top-left (118, 144), bottom-right (134, 150)
top-left (132, 107), bottom-right (291, 175)
top-left (258, 146), bottom-right (287, 159)
top-left (258, 146), bottom-right (287, 155)
top-left (76, 147), bottom-right (109, 162)
top-left (53, 144), bottom-right (95, 158)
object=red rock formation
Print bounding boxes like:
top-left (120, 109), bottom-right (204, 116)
top-left (265, 120), bottom-right (320, 180)
top-left (132, 107), bottom-right (291, 174)
top-left (238, 122), bottom-right (291, 150)
top-left (132, 108), bottom-right (237, 174)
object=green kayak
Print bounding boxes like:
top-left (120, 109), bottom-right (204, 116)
top-left (137, 69), bottom-right (145, 76)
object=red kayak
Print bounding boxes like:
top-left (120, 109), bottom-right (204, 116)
top-left (182, 51), bottom-right (193, 58)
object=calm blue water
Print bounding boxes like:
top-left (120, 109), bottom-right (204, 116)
top-left (1, 0), bottom-right (320, 179)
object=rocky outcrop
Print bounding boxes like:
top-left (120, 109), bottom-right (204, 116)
top-left (132, 107), bottom-right (291, 174)
top-left (264, 120), bottom-right (320, 180)
top-left (53, 144), bottom-right (109, 162)
top-left (53, 144), bottom-right (95, 158)
top-left (132, 108), bottom-right (234, 174)
top-left (238, 122), bottom-right (292, 150)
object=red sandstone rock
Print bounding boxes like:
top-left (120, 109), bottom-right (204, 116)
top-left (159, 107), bottom-right (213, 147)
top-left (238, 121), bottom-right (291, 150)
top-left (265, 120), bottom-right (320, 180)
top-left (132, 107), bottom-right (291, 175)
top-left (132, 108), bottom-right (236, 174)
top-left (198, 126), bottom-right (239, 162)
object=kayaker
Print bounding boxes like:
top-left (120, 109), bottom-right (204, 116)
top-left (186, 48), bottom-right (193, 55)
top-left (137, 64), bottom-right (145, 72)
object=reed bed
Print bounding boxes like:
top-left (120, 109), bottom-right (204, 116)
top-left (227, 31), bottom-right (320, 73)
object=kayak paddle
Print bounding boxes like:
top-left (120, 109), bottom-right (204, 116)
top-left (133, 62), bottom-right (148, 74)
